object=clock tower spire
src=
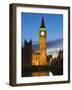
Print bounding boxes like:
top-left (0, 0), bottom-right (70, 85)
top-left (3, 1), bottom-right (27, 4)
top-left (40, 16), bottom-right (46, 28)
top-left (32, 16), bottom-right (47, 66)
top-left (39, 16), bottom-right (47, 65)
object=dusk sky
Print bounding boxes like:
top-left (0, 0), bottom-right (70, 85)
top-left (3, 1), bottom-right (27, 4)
top-left (21, 12), bottom-right (63, 45)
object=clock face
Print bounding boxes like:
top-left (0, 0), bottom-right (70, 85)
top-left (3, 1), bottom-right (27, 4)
top-left (40, 31), bottom-right (45, 36)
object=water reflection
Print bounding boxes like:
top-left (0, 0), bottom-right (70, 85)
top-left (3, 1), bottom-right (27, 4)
top-left (32, 71), bottom-right (49, 76)
top-left (22, 65), bottom-right (51, 77)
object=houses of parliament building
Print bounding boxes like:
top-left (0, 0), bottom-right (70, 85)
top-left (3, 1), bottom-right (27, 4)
top-left (22, 17), bottom-right (63, 77)
top-left (32, 17), bottom-right (48, 66)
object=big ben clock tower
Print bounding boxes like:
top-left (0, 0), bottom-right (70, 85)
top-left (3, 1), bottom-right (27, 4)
top-left (39, 16), bottom-right (47, 65)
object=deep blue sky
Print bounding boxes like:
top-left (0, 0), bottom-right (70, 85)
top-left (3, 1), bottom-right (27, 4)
top-left (21, 13), bottom-right (63, 45)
